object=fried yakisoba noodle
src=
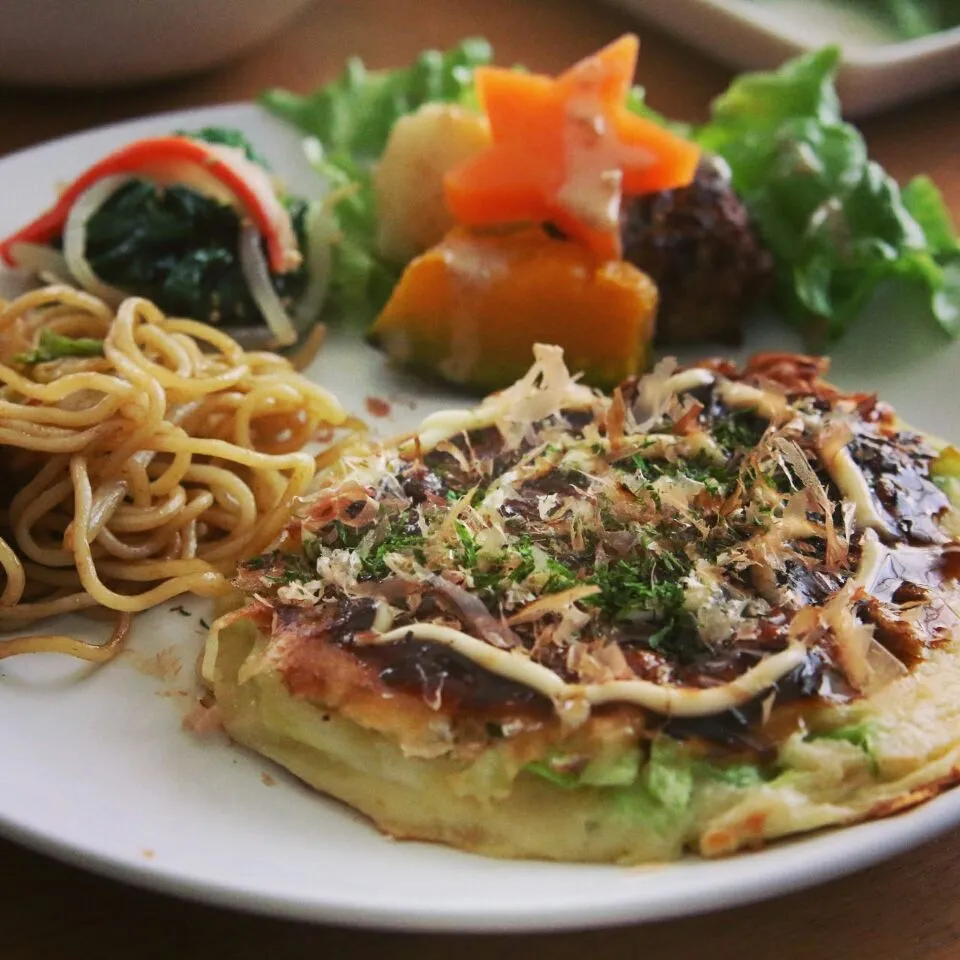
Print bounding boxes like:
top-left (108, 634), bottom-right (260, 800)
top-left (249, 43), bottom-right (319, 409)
top-left (0, 285), bottom-right (344, 660)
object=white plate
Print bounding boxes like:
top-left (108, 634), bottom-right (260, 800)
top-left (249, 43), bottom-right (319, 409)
top-left (610, 0), bottom-right (960, 115)
top-left (2, 104), bottom-right (960, 934)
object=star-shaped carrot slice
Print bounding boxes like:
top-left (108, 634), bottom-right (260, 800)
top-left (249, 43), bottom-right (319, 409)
top-left (444, 35), bottom-right (700, 260)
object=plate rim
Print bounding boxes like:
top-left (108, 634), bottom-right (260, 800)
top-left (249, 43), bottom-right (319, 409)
top-left (5, 777), bottom-right (960, 932)
top-left (0, 99), bottom-right (256, 165)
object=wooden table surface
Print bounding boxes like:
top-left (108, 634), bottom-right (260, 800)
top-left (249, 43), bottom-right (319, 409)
top-left (1, 1), bottom-right (959, 957)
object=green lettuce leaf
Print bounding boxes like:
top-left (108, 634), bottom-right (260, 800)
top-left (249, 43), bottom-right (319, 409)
top-left (263, 39), bottom-right (959, 342)
top-left (871, 0), bottom-right (949, 37)
top-left (260, 39), bottom-right (492, 324)
top-left (15, 329), bottom-right (104, 365)
top-left (696, 46), bottom-right (960, 341)
top-left (624, 87), bottom-right (691, 137)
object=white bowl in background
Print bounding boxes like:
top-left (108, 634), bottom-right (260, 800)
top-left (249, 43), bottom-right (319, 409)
top-left (0, 0), bottom-right (317, 87)
top-left (608, 0), bottom-right (960, 116)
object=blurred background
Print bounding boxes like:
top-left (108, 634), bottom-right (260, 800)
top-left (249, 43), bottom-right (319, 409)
top-left (0, 0), bottom-right (955, 213)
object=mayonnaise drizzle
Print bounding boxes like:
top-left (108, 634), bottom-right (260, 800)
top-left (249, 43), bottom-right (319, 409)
top-left (714, 376), bottom-right (892, 536)
top-left (368, 623), bottom-right (809, 718)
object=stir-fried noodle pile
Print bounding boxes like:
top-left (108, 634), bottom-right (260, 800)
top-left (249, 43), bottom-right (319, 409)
top-left (0, 285), bottom-right (343, 661)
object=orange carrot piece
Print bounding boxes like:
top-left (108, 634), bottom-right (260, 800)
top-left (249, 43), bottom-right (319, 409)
top-left (444, 34), bottom-right (700, 260)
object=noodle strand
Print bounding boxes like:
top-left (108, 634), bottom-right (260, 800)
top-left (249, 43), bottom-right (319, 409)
top-left (0, 286), bottom-right (344, 662)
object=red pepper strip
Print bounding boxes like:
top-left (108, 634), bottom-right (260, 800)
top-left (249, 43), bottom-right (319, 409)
top-left (0, 136), bottom-right (301, 274)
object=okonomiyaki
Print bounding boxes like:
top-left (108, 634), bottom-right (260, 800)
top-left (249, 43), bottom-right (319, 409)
top-left (202, 346), bottom-right (960, 863)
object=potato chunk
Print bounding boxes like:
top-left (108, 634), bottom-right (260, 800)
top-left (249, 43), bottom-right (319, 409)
top-left (374, 104), bottom-right (491, 263)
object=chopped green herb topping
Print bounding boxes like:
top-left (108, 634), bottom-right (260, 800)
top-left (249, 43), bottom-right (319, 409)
top-left (263, 556), bottom-right (314, 585)
top-left (455, 521), bottom-right (479, 568)
top-left (543, 557), bottom-right (579, 593)
top-left (622, 452), bottom-right (737, 495)
top-left (712, 411), bottom-right (767, 453)
top-left (359, 517), bottom-right (426, 579)
top-left (586, 556), bottom-right (696, 657)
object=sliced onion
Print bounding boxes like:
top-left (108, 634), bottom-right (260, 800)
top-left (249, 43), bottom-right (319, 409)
top-left (239, 223), bottom-right (297, 348)
top-left (204, 143), bottom-right (301, 273)
top-left (62, 175), bottom-right (132, 306)
top-left (7, 242), bottom-right (72, 284)
top-left (294, 199), bottom-right (334, 332)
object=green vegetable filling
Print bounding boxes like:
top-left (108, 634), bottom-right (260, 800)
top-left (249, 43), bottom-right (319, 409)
top-left (525, 738), bottom-right (770, 833)
top-left (811, 721), bottom-right (879, 774)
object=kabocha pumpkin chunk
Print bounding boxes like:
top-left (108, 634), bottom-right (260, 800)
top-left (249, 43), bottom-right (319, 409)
top-left (369, 226), bottom-right (658, 391)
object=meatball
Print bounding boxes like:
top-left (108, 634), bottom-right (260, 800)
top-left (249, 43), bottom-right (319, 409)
top-left (620, 157), bottom-right (772, 346)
